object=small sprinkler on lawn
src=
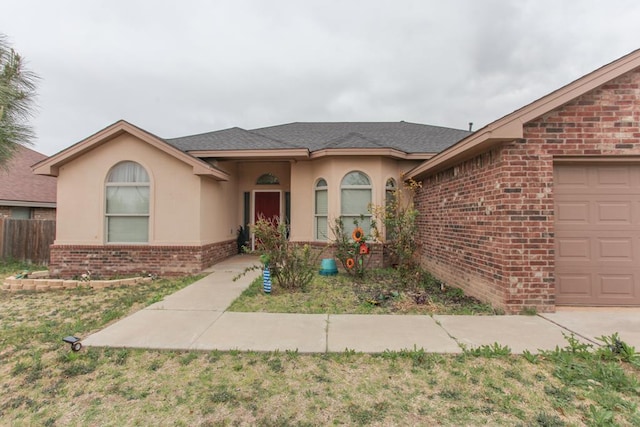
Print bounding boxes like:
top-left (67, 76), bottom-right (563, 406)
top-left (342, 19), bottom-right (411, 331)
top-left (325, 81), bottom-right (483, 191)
top-left (62, 336), bottom-right (83, 352)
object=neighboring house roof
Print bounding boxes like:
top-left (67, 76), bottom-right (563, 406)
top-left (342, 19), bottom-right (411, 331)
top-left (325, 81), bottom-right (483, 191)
top-left (0, 145), bottom-right (56, 207)
top-left (408, 48), bottom-right (640, 179)
top-left (166, 122), bottom-right (471, 158)
top-left (33, 120), bottom-right (230, 181)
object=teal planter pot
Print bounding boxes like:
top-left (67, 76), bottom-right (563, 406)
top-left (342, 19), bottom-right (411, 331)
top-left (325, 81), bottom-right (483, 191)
top-left (319, 258), bottom-right (338, 276)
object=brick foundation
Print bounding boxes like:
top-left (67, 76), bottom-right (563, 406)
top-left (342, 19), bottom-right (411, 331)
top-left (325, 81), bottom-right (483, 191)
top-left (49, 239), bottom-right (237, 278)
top-left (299, 241), bottom-right (388, 270)
top-left (415, 68), bottom-right (640, 314)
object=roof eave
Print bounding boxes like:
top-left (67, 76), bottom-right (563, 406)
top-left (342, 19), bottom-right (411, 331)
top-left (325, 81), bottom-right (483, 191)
top-left (32, 120), bottom-right (230, 181)
top-left (0, 200), bottom-right (56, 208)
top-left (309, 148), bottom-right (434, 159)
top-left (408, 48), bottom-right (640, 180)
top-left (188, 149), bottom-right (310, 160)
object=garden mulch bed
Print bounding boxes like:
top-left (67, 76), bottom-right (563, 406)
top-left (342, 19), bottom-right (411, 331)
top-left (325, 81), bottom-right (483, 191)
top-left (228, 268), bottom-right (499, 315)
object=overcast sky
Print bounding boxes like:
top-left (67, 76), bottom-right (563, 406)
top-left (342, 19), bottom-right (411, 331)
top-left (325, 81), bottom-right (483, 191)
top-left (2, 0), bottom-right (639, 155)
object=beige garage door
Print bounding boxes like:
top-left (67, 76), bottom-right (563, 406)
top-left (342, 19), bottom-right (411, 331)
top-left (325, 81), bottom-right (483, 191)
top-left (555, 164), bottom-right (640, 305)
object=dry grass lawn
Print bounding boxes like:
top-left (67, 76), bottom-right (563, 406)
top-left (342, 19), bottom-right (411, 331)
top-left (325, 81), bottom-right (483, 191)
top-left (1, 261), bottom-right (639, 426)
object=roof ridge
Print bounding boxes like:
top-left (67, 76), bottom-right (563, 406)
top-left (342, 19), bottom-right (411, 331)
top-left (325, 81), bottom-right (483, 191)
top-left (164, 126), bottom-right (249, 141)
top-left (325, 131), bottom-right (387, 149)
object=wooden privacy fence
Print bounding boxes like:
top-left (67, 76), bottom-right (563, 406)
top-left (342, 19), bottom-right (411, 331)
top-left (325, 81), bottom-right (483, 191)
top-left (0, 218), bottom-right (56, 264)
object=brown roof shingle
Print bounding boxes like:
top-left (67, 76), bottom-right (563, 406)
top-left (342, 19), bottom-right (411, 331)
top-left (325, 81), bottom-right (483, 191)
top-left (0, 145), bottom-right (56, 204)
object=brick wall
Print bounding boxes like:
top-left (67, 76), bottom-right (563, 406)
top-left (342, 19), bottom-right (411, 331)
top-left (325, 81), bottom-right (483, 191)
top-left (416, 68), bottom-right (640, 314)
top-left (32, 208), bottom-right (56, 220)
top-left (49, 239), bottom-right (237, 278)
top-left (301, 241), bottom-right (388, 270)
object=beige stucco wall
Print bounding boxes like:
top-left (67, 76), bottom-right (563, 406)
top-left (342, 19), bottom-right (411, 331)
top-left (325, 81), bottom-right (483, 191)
top-left (55, 134), bottom-right (233, 245)
top-left (288, 156), bottom-right (421, 242)
top-left (200, 161), bottom-right (238, 242)
top-left (233, 161), bottom-right (292, 227)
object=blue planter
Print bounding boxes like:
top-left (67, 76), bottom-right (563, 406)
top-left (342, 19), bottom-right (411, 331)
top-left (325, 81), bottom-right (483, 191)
top-left (319, 258), bottom-right (338, 276)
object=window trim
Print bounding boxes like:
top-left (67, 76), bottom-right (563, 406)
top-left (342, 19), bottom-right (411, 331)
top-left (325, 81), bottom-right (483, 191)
top-left (384, 177), bottom-right (397, 241)
top-left (104, 161), bottom-right (151, 244)
top-left (314, 178), bottom-right (328, 241)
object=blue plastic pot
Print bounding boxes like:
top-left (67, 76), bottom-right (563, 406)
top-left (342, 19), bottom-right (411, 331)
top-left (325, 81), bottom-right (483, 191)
top-left (319, 258), bottom-right (338, 276)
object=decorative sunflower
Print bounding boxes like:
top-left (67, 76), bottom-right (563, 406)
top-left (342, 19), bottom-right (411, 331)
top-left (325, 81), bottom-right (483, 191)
top-left (346, 258), bottom-right (355, 269)
top-left (352, 227), bottom-right (364, 242)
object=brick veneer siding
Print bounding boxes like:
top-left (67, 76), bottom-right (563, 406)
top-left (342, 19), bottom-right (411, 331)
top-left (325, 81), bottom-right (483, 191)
top-left (301, 241), bottom-right (388, 270)
top-left (415, 68), bottom-right (640, 314)
top-left (32, 208), bottom-right (56, 220)
top-left (49, 239), bottom-right (237, 278)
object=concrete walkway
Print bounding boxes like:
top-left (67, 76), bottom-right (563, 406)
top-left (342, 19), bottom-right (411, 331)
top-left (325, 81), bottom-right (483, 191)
top-left (83, 255), bottom-right (640, 354)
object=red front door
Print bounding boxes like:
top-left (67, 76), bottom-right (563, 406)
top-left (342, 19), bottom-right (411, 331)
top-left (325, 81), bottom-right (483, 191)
top-left (254, 192), bottom-right (281, 223)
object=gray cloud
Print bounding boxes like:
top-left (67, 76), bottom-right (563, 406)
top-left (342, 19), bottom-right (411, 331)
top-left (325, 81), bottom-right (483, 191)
top-left (1, 0), bottom-right (639, 154)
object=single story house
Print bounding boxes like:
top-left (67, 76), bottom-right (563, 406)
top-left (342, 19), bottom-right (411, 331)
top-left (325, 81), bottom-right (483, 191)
top-left (33, 120), bottom-right (469, 277)
top-left (0, 145), bottom-right (56, 219)
top-left (34, 48), bottom-right (640, 313)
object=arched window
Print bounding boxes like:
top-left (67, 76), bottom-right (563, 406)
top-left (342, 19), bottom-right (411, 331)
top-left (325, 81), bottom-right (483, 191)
top-left (340, 171), bottom-right (372, 236)
top-left (256, 173), bottom-right (280, 185)
top-left (105, 161), bottom-right (150, 243)
top-left (314, 178), bottom-right (328, 241)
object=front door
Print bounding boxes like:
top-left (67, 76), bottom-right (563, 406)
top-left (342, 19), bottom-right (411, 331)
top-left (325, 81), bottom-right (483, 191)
top-left (254, 191), bottom-right (281, 222)
top-left (253, 191), bottom-right (281, 249)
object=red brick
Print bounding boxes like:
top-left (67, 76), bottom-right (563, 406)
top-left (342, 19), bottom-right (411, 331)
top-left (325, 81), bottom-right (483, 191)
top-left (416, 68), bottom-right (640, 314)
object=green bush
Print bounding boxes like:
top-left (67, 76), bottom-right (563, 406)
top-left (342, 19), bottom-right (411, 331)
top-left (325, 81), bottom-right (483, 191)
top-left (253, 216), bottom-right (321, 291)
top-left (371, 177), bottom-right (421, 272)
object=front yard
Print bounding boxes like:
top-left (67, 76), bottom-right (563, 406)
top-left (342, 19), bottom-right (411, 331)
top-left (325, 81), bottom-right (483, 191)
top-left (1, 260), bottom-right (639, 425)
top-left (228, 269), bottom-right (498, 315)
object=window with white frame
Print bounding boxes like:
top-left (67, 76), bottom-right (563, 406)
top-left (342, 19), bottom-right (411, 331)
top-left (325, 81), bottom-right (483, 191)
top-left (385, 178), bottom-right (397, 240)
top-left (340, 171), bottom-right (372, 236)
top-left (105, 161), bottom-right (150, 243)
top-left (314, 178), bottom-right (328, 240)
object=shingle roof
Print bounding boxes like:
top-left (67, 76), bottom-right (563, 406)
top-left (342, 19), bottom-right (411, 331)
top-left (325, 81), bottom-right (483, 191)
top-left (165, 122), bottom-right (470, 154)
top-left (165, 127), bottom-right (299, 151)
top-left (0, 145), bottom-right (56, 204)
top-left (252, 122), bottom-right (471, 153)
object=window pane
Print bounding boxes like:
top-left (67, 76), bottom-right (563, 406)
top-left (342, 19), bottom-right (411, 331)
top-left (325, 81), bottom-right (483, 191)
top-left (256, 173), bottom-right (280, 185)
top-left (107, 162), bottom-right (149, 182)
top-left (107, 217), bottom-right (148, 242)
top-left (316, 178), bottom-right (327, 188)
top-left (315, 216), bottom-right (328, 241)
top-left (341, 216), bottom-right (371, 237)
top-left (11, 207), bottom-right (31, 219)
top-left (341, 189), bottom-right (371, 215)
top-left (315, 189), bottom-right (327, 215)
top-left (386, 190), bottom-right (395, 207)
top-left (106, 187), bottom-right (149, 214)
top-left (342, 171), bottom-right (370, 186)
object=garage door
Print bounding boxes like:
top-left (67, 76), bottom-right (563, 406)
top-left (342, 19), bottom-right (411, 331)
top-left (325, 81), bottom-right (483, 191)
top-left (555, 164), bottom-right (640, 305)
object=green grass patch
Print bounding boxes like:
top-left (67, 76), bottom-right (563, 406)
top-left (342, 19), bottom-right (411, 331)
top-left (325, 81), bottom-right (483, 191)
top-left (0, 259), bottom-right (47, 280)
top-left (228, 268), bottom-right (497, 315)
